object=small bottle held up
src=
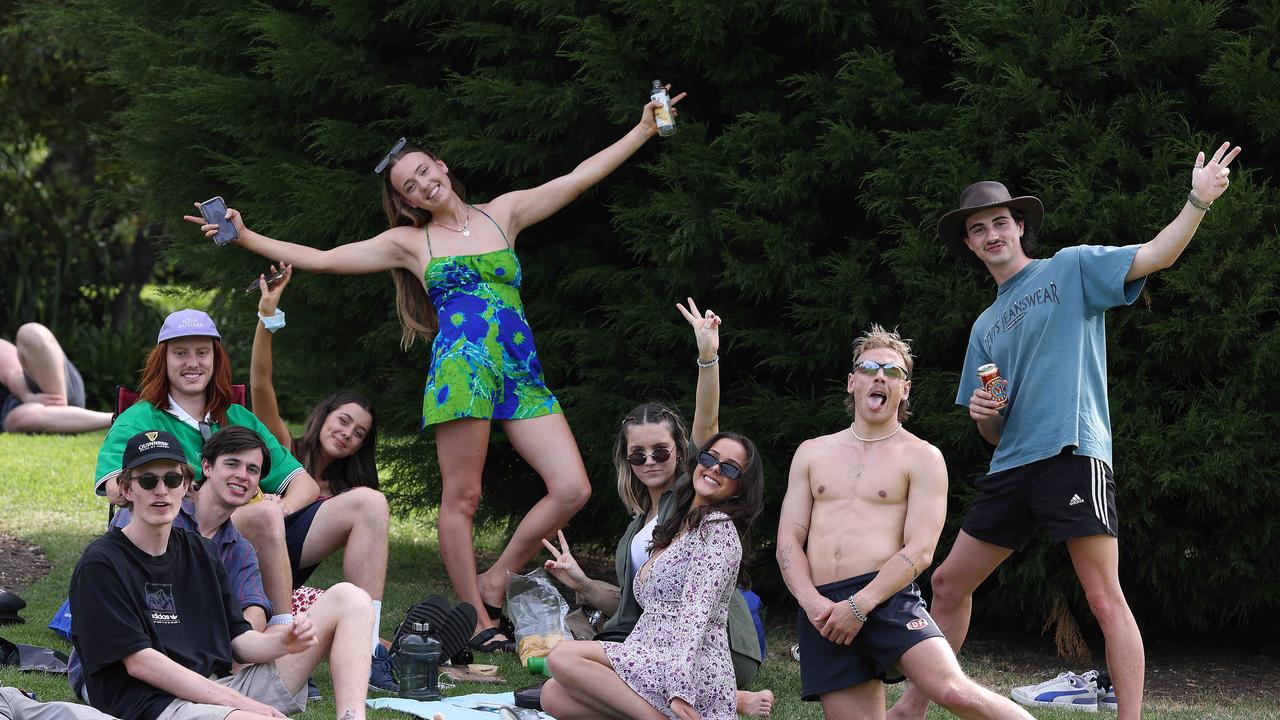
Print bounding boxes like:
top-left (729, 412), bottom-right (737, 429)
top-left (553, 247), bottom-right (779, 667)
top-left (650, 80), bottom-right (676, 137)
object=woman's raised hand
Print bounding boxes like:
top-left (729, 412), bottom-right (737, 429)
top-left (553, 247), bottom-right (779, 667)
top-left (541, 530), bottom-right (590, 591)
top-left (638, 84), bottom-right (686, 136)
top-left (676, 297), bottom-right (720, 361)
top-left (183, 202), bottom-right (247, 241)
top-left (256, 263), bottom-right (293, 316)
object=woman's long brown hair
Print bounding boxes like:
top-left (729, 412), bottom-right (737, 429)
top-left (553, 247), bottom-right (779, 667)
top-left (138, 340), bottom-right (236, 424)
top-left (378, 142), bottom-right (466, 350)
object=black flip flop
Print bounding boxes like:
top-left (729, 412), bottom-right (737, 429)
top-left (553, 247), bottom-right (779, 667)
top-left (391, 595), bottom-right (451, 655)
top-left (469, 626), bottom-right (516, 653)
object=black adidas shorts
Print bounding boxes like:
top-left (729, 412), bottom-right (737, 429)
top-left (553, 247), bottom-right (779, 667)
top-left (962, 447), bottom-right (1117, 551)
top-left (797, 572), bottom-right (945, 701)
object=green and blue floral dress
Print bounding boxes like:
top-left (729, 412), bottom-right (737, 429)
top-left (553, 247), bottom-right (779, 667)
top-left (420, 210), bottom-right (562, 428)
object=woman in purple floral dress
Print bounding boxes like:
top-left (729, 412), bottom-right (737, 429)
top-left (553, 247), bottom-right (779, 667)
top-left (542, 431), bottom-right (765, 720)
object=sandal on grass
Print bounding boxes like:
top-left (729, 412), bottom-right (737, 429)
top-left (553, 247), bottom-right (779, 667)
top-left (483, 602), bottom-right (516, 639)
top-left (469, 626), bottom-right (516, 654)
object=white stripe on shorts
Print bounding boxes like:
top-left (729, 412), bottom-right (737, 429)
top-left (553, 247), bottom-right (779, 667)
top-left (1090, 458), bottom-right (1109, 533)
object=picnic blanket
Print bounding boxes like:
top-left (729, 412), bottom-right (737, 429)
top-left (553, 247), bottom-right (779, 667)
top-left (367, 692), bottom-right (552, 720)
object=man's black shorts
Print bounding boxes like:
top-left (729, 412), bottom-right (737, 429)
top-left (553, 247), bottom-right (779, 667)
top-left (796, 572), bottom-right (944, 701)
top-left (962, 447), bottom-right (1117, 551)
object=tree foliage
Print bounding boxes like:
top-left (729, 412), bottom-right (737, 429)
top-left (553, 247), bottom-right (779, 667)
top-left (23, 0), bottom-right (1280, 639)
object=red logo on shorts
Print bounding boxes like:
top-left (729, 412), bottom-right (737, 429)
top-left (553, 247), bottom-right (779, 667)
top-left (906, 618), bottom-right (929, 631)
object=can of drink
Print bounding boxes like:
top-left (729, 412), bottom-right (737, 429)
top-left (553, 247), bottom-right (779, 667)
top-left (977, 363), bottom-right (1008, 408)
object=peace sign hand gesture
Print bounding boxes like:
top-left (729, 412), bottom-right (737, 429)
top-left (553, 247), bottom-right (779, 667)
top-left (676, 297), bottom-right (720, 362)
top-left (542, 530), bottom-right (590, 591)
top-left (1192, 141), bottom-right (1242, 205)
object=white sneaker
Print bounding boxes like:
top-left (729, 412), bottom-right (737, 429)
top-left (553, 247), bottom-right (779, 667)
top-left (1080, 670), bottom-right (1118, 711)
top-left (1011, 671), bottom-right (1099, 712)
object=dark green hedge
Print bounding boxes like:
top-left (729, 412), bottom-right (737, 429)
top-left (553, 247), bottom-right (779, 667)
top-left (22, 0), bottom-right (1279, 638)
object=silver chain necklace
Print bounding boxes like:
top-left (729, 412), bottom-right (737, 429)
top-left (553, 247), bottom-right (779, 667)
top-left (430, 205), bottom-right (471, 237)
top-left (850, 422), bottom-right (902, 443)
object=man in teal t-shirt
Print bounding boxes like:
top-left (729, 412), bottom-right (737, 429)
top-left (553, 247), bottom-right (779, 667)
top-left (888, 142), bottom-right (1241, 720)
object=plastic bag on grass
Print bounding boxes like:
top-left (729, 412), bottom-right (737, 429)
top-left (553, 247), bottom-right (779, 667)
top-left (505, 569), bottom-right (570, 665)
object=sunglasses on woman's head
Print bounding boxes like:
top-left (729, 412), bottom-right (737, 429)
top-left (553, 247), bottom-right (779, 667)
top-left (133, 472), bottom-right (186, 491)
top-left (696, 451), bottom-right (743, 481)
top-left (852, 360), bottom-right (909, 381)
top-left (627, 447), bottom-right (673, 466)
top-left (373, 137), bottom-right (408, 174)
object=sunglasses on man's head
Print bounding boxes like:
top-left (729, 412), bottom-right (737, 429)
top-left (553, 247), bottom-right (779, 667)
top-left (373, 137), bottom-right (408, 175)
top-left (627, 447), bottom-right (673, 466)
top-left (133, 472), bottom-right (187, 491)
top-left (696, 451), bottom-right (743, 481)
top-left (852, 360), bottom-right (909, 381)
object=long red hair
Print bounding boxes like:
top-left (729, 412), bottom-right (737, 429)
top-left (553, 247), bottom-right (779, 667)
top-left (138, 339), bottom-right (235, 424)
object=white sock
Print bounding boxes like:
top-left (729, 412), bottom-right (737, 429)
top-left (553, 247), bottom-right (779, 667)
top-left (371, 600), bottom-right (383, 655)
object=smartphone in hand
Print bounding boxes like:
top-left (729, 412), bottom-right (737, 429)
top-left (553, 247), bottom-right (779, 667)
top-left (199, 196), bottom-right (239, 246)
top-left (245, 267), bottom-right (288, 294)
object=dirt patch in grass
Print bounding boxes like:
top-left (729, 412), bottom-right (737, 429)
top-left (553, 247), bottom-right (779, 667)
top-left (0, 531), bottom-right (51, 591)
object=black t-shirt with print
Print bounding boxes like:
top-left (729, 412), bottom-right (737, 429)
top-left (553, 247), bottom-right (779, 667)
top-left (70, 527), bottom-right (252, 720)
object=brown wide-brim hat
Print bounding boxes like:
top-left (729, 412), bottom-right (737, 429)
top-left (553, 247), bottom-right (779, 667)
top-left (937, 181), bottom-right (1044, 263)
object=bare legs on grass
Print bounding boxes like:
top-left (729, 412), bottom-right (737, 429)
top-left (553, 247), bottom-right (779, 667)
top-left (888, 532), bottom-right (1143, 720)
top-left (0, 324), bottom-right (110, 433)
top-left (435, 414), bottom-right (591, 635)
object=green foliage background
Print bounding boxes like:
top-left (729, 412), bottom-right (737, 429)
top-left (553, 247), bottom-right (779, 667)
top-left (12, 0), bottom-right (1279, 639)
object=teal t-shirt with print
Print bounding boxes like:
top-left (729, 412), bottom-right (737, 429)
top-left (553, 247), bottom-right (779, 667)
top-left (957, 245), bottom-right (1146, 474)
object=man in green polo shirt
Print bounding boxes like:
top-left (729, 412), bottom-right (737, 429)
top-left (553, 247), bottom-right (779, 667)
top-left (94, 309), bottom-right (319, 627)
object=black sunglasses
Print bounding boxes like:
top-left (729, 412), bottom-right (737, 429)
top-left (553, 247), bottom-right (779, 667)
top-left (627, 447), bottom-right (673, 466)
top-left (374, 137), bottom-right (408, 174)
top-left (133, 471), bottom-right (187, 491)
top-left (852, 360), bottom-right (909, 381)
top-left (696, 451), bottom-right (743, 481)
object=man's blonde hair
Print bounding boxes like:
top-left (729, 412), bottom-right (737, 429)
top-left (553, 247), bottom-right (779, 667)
top-left (845, 324), bottom-right (915, 422)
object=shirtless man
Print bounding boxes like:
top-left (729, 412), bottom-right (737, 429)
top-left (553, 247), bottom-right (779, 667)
top-left (777, 325), bottom-right (1032, 719)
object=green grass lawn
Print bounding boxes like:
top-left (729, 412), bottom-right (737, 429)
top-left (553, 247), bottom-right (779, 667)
top-left (2, 432), bottom-right (1276, 719)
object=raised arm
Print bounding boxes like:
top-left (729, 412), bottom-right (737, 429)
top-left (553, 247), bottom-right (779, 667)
top-left (250, 264), bottom-right (294, 449)
top-left (183, 204), bottom-right (421, 275)
top-left (677, 298), bottom-right (720, 447)
top-left (1127, 141), bottom-right (1241, 281)
top-left (776, 441), bottom-right (825, 620)
top-left (493, 89), bottom-right (686, 237)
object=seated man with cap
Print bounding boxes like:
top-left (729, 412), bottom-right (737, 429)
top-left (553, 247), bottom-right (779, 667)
top-left (68, 426), bottom-right (276, 703)
top-left (71, 429), bottom-right (374, 720)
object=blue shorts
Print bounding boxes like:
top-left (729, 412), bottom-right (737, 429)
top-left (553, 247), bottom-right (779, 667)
top-left (283, 499), bottom-right (326, 588)
top-left (797, 572), bottom-right (944, 701)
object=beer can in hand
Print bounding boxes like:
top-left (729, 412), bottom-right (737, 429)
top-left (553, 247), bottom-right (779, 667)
top-left (977, 363), bottom-right (1009, 409)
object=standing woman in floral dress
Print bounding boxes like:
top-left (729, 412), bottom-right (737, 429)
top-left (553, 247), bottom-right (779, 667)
top-left (186, 89), bottom-right (684, 649)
